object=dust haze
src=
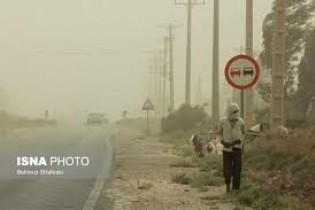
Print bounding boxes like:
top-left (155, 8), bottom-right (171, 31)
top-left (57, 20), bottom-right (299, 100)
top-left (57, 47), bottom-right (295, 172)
top-left (0, 0), bottom-right (271, 123)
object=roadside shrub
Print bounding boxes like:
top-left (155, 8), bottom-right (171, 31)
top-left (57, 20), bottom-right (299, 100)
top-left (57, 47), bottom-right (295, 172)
top-left (161, 104), bottom-right (209, 133)
top-left (285, 107), bottom-right (309, 129)
top-left (254, 105), bottom-right (309, 129)
top-left (193, 155), bottom-right (222, 173)
top-left (116, 117), bottom-right (147, 130)
top-left (190, 172), bottom-right (223, 188)
top-left (243, 131), bottom-right (315, 207)
top-left (169, 160), bottom-right (196, 168)
top-left (255, 106), bottom-right (270, 124)
top-left (238, 178), bottom-right (314, 210)
top-left (172, 172), bottom-right (191, 185)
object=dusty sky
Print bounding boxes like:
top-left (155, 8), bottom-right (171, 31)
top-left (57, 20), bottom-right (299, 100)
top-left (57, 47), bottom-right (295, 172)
top-left (0, 0), bottom-right (272, 122)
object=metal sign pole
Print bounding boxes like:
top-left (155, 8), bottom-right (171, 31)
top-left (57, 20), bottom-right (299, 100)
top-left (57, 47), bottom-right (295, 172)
top-left (147, 110), bottom-right (150, 134)
top-left (241, 90), bottom-right (245, 118)
top-left (141, 98), bottom-right (155, 134)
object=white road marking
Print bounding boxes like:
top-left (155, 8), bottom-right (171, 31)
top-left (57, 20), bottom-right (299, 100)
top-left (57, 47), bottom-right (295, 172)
top-left (83, 175), bottom-right (104, 210)
top-left (83, 131), bottom-right (113, 210)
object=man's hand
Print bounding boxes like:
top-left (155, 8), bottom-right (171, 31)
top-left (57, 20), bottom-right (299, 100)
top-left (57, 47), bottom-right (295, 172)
top-left (221, 140), bottom-right (241, 148)
top-left (232, 139), bottom-right (241, 145)
top-left (221, 141), bottom-right (233, 148)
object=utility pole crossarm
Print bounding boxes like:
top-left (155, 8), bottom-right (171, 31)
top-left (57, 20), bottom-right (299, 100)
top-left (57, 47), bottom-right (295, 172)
top-left (174, 0), bottom-right (205, 5)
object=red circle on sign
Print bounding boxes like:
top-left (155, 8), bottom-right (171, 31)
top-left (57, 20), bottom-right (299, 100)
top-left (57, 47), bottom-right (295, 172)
top-left (224, 55), bottom-right (260, 90)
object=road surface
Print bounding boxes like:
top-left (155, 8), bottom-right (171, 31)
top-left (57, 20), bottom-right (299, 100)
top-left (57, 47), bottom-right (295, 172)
top-left (0, 124), bottom-right (113, 210)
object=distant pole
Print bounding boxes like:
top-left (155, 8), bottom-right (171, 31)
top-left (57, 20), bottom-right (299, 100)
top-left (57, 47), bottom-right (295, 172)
top-left (175, 0), bottom-right (205, 106)
top-left (212, 0), bottom-right (220, 126)
top-left (44, 110), bottom-right (49, 120)
top-left (154, 55), bottom-right (159, 104)
top-left (271, 0), bottom-right (285, 129)
top-left (245, 0), bottom-right (255, 125)
top-left (159, 23), bottom-right (180, 112)
top-left (158, 51), bottom-right (163, 118)
top-left (154, 55), bottom-right (159, 117)
top-left (169, 23), bottom-right (175, 112)
top-left (148, 59), bottom-right (154, 100)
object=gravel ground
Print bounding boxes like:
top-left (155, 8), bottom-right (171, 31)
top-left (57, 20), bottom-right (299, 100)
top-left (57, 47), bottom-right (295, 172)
top-left (94, 126), bottom-right (237, 210)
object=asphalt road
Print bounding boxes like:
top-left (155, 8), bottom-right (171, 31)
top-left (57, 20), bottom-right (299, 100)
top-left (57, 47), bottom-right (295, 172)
top-left (0, 124), bottom-right (113, 210)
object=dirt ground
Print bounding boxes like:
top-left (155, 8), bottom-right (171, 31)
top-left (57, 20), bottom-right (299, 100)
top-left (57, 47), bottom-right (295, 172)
top-left (95, 126), bottom-right (236, 210)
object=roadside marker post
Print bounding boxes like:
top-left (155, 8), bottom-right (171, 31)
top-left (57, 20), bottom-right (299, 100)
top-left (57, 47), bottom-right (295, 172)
top-left (141, 98), bottom-right (155, 134)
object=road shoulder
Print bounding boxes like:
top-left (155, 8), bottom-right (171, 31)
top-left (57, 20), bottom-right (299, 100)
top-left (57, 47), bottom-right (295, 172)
top-left (95, 126), bottom-right (234, 210)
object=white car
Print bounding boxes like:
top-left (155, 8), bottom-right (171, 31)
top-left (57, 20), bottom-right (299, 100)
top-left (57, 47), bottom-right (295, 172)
top-left (86, 113), bottom-right (108, 125)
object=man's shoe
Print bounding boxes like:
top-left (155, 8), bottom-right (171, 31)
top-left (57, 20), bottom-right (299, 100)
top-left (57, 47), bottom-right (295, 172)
top-left (226, 185), bottom-right (231, 194)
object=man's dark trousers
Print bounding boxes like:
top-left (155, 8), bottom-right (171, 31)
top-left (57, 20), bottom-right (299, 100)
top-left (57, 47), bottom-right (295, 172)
top-left (223, 148), bottom-right (242, 190)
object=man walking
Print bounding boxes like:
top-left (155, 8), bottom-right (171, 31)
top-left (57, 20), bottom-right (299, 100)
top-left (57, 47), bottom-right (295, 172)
top-left (218, 103), bottom-right (246, 194)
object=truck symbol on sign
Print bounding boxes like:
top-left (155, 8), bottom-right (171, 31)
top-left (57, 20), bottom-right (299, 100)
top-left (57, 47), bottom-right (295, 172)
top-left (230, 68), bottom-right (241, 77)
top-left (243, 67), bottom-right (254, 77)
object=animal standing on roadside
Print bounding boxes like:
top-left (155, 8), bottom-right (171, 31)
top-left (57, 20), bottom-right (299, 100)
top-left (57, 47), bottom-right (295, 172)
top-left (191, 135), bottom-right (223, 156)
top-left (191, 135), bottom-right (207, 157)
top-left (277, 125), bottom-right (289, 139)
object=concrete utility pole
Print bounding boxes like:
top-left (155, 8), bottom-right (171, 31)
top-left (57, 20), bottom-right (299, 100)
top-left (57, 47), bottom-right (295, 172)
top-left (154, 55), bottom-right (159, 118)
top-left (271, 0), bottom-right (285, 129)
top-left (162, 37), bottom-right (168, 117)
top-left (155, 50), bottom-right (163, 117)
top-left (185, 0), bottom-right (192, 106)
top-left (245, 0), bottom-right (255, 125)
top-left (160, 23), bottom-right (181, 112)
top-left (175, 0), bottom-right (205, 106)
top-left (197, 76), bottom-right (202, 104)
top-left (159, 50), bottom-right (163, 117)
top-left (168, 23), bottom-right (175, 112)
top-left (148, 59), bottom-right (155, 100)
top-left (212, 0), bottom-right (220, 126)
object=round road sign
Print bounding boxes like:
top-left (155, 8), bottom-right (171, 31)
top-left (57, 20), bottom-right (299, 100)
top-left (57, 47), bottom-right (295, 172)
top-left (224, 55), bottom-right (260, 90)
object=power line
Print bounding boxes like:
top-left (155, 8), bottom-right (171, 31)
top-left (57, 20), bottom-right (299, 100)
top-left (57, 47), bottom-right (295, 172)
top-left (37, 49), bottom-right (165, 55)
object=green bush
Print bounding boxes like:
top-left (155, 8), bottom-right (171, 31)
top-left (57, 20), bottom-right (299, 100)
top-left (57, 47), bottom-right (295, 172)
top-left (161, 104), bottom-right (209, 133)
